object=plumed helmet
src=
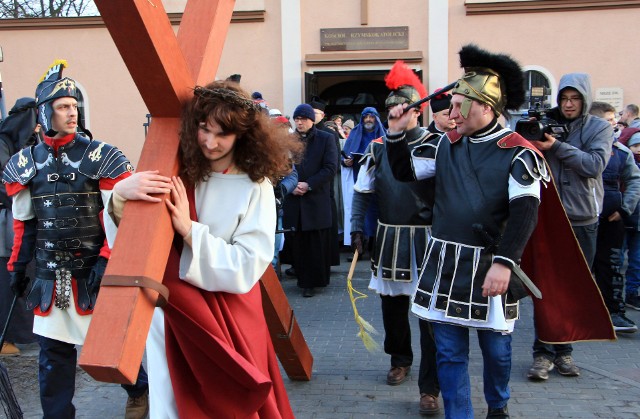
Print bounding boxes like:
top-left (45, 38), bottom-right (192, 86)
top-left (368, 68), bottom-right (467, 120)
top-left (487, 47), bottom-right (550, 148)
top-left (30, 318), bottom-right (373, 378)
top-left (35, 59), bottom-right (79, 136)
top-left (384, 61), bottom-right (428, 111)
top-left (451, 44), bottom-right (525, 117)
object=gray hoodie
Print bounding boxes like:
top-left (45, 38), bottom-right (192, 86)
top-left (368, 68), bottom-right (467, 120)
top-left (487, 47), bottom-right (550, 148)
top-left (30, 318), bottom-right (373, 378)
top-left (545, 73), bottom-right (613, 225)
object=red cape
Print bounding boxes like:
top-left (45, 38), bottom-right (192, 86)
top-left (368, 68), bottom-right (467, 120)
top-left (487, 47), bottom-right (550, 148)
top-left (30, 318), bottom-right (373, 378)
top-left (162, 186), bottom-right (294, 418)
top-left (521, 177), bottom-right (616, 343)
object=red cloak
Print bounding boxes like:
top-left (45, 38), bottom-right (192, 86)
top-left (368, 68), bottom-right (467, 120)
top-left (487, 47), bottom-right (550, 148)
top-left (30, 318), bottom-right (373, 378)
top-left (162, 185), bottom-right (294, 418)
top-left (495, 133), bottom-right (616, 343)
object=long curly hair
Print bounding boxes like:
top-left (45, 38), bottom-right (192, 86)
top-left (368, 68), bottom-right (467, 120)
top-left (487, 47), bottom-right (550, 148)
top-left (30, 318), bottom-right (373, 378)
top-left (179, 80), bottom-right (302, 185)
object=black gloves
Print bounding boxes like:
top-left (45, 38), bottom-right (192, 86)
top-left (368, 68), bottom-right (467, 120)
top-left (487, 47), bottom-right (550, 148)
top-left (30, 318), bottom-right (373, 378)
top-left (9, 271), bottom-right (29, 297)
top-left (87, 256), bottom-right (108, 296)
top-left (351, 231), bottom-right (364, 256)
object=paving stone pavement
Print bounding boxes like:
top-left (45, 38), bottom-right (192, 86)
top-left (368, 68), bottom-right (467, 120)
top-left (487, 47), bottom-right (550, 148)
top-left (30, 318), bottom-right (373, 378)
top-left (2, 255), bottom-right (640, 418)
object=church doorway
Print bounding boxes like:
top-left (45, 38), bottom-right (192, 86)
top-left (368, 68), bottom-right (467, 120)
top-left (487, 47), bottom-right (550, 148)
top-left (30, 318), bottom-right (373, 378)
top-left (305, 69), bottom-right (423, 126)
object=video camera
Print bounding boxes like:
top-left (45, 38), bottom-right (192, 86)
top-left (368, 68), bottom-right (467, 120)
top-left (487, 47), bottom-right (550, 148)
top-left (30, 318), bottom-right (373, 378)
top-left (515, 87), bottom-right (568, 142)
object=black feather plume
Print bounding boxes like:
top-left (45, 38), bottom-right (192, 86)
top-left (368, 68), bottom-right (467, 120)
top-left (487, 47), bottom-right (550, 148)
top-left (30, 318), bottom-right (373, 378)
top-left (458, 44), bottom-right (525, 111)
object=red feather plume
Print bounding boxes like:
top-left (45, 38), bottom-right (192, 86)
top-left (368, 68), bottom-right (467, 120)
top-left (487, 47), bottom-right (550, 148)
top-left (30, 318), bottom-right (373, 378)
top-left (384, 60), bottom-right (428, 110)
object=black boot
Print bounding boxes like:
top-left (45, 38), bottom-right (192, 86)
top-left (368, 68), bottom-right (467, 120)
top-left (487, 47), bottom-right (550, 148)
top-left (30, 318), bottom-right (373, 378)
top-left (486, 405), bottom-right (509, 419)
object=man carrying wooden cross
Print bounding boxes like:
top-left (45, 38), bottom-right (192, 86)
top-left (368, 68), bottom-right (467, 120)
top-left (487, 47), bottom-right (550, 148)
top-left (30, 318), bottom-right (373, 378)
top-left (107, 80), bottom-right (298, 418)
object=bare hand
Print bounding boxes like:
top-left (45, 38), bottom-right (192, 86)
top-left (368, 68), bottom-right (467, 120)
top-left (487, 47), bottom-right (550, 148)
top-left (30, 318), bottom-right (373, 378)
top-left (481, 263), bottom-right (511, 297)
top-left (293, 181), bottom-right (310, 196)
top-left (530, 133), bottom-right (556, 151)
top-left (164, 176), bottom-right (192, 237)
top-left (387, 104), bottom-right (415, 134)
top-left (114, 170), bottom-right (173, 202)
top-left (608, 211), bottom-right (622, 222)
top-left (343, 158), bottom-right (354, 167)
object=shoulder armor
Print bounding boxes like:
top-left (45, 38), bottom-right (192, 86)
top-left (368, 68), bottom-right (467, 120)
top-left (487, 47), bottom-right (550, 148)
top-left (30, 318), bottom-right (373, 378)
top-left (497, 132), bottom-right (544, 159)
top-left (2, 147), bottom-right (36, 185)
top-left (511, 148), bottom-right (550, 186)
top-left (79, 139), bottom-right (134, 179)
top-left (412, 142), bottom-right (437, 159)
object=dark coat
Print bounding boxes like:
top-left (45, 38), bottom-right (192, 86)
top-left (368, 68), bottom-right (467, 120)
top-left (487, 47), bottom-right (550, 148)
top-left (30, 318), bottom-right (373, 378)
top-left (283, 127), bottom-right (338, 231)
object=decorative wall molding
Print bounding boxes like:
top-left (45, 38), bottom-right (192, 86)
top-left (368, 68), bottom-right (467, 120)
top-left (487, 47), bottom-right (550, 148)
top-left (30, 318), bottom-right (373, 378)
top-left (465, 0), bottom-right (640, 15)
top-left (305, 51), bottom-right (423, 66)
top-left (0, 10), bottom-right (265, 30)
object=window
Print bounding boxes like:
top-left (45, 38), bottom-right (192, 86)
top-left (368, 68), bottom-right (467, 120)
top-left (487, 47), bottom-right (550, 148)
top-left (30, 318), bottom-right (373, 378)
top-left (505, 66), bottom-right (555, 128)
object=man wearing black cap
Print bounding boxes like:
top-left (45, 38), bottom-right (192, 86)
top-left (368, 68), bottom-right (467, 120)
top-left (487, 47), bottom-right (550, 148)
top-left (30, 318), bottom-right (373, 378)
top-left (3, 60), bottom-right (149, 418)
top-left (427, 91), bottom-right (456, 135)
top-left (350, 61), bottom-right (440, 415)
top-left (385, 45), bottom-right (549, 419)
top-left (282, 104), bottom-right (337, 297)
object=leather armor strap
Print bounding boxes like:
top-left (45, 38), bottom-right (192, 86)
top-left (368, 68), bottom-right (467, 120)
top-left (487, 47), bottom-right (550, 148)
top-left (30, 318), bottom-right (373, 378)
top-left (101, 275), bottom-right (170, 308)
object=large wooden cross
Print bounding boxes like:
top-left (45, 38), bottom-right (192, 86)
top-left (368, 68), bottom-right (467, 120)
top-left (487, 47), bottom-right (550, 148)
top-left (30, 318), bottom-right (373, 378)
top-left (78, 0), bottom-right (312, 384)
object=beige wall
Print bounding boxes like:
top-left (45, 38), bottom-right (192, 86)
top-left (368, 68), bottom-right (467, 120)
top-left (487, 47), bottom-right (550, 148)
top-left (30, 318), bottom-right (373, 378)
top-left (447, 0), bottom-right (640, 108)
top-left (217, 0), bottom-right (284, 112)
top-left (0, 26), bottom-right (148, 165)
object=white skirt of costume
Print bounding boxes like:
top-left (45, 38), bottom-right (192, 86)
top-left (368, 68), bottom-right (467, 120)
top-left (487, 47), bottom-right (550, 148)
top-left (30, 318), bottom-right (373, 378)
top-left (410, 238), bottom-right (516, 334)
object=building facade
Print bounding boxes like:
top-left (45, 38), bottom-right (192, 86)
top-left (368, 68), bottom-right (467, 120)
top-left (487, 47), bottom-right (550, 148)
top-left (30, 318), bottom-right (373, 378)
top-left (1, 0), bottom-right (638, 164)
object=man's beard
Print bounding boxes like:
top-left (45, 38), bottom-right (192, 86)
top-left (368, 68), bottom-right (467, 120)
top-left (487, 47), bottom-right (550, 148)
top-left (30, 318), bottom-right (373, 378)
top-left (364, 122), bottom-right (374, 131)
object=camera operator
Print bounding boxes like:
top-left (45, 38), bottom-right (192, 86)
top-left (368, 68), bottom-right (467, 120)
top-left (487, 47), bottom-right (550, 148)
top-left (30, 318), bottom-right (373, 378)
top-left (527, 73), bottom-right (613, 381)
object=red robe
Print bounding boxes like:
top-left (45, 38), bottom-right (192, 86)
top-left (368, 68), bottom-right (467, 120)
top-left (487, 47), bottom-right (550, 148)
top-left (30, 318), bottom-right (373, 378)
top-left (161, 185), bottom-right (294, 418)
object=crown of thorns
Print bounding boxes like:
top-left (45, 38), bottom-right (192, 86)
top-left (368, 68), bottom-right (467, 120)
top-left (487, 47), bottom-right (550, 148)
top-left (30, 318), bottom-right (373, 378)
top-left (193, 86), bottom-right (259, 111)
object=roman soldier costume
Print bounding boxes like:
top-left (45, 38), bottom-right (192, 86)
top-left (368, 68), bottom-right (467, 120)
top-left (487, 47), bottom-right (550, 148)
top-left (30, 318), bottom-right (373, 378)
top-left (351, 61), bottom-right (441, 410)
top-left (353, 126), bottom-right (436, 282)
top-left (3, 60), bottom-right (132, 315)
top-left (386, 44), bottom-right (615, 342)
top-left (3, 134), bottom-right (131, 313)
top-left (3, 60), bottom-right (147, 419)
top-left (412, 125), bottom-right (548, 328)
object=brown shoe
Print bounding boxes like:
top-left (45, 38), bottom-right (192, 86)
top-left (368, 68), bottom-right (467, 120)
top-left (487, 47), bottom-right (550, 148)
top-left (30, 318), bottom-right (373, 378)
top-left (0, 342), bottom-right (20, 356)
top-left (125, 391), bottom-right (149, 419)
top-left (386, 366), bottom-right (410, 385)
top-left (419, 393), bottom-right (440, 415)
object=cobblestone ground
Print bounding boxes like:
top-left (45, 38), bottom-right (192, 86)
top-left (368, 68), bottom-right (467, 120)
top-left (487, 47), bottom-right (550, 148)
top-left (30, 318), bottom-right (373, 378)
top-left (2, 256), bottom-right (639, 418)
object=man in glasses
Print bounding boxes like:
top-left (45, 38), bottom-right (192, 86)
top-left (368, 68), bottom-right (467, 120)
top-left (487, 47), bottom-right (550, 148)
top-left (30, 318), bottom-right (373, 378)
top-left (527, 73), bottom-right (613, 381)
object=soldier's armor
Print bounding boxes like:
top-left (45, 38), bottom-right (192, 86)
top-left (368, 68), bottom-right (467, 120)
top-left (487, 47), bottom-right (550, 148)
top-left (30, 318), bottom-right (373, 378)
top-left (413, 129), bottom-right (547, 323)
top-left (3, 134), bottom-right (132, 312)
top-left (366, 127), bottom-right (438, 282)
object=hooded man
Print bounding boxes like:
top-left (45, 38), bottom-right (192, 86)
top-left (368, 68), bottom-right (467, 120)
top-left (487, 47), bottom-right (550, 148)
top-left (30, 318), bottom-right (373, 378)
top-left (2, 60), bottom-right (149, 418)
top-left (341, 107), bottom-right (385, 247)
top-left (350, 61), bottom-right (441, 415)
top-left (526, 73), bottom-right (613, 381)
top-left (385, 44), bottom-right (550, 418)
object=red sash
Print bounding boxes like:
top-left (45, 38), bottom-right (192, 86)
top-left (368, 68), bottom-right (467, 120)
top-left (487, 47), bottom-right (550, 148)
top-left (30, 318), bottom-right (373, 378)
top-left (163, 184), bottom-right (294, 418)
